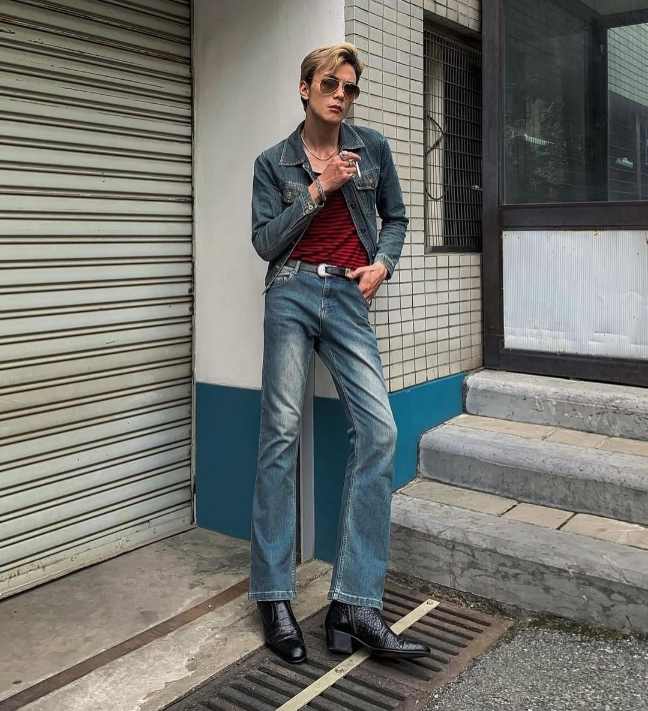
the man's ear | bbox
[298,79,310,103]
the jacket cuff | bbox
[373,252,396,280]
[300,191,324,217]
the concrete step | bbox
[389,479,648,634]
[465,370,648,441]
[419,415,648,526]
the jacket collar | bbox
[279,119,365,166]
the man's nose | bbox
[333,84,345,101]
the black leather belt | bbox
[286,259,350,278]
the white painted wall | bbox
[193,0,345,389]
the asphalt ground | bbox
[423,622,647,711]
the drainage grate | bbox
[166,581,512,711]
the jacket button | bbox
[350,202,357,209]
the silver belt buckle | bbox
[316,263,328,277]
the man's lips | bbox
[328,105,342,113]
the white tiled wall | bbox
[345,0,483,391]
[422,0,480,32]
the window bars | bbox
[424,27,482,252]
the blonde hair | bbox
[300,42,364,111]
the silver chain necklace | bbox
[300,131,339,161]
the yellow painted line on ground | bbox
[276,597,440,711]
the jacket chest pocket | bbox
[352,168,378,219]
[281,182,308,204]
[353,167,378,192]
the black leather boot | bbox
[257,600,307,664]
[325,599,431,659]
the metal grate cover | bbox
[424,27,482,252]
[166,581,512,711]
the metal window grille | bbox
[424,27,482,252]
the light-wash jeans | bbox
[248,261,397,610]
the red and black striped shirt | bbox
[291,186,369,269]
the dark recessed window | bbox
[424,26,482,252]
[503,0,648,204]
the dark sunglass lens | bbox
[344,84,360,100]
[320,77,339,94]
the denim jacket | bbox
[251,120,408,293]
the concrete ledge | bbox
[419,424,648,525]
[465,370,648,441]
[389,493,648,634]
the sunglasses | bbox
[319,75,361,101]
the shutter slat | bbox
[0,0,194,597]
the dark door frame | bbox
[482,0,648,387]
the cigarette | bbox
[341,150,361,177]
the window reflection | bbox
[503,1,648,204]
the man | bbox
[249,42,430,664]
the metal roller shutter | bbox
[0,0,194,597]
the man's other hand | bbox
[346,262,388,303]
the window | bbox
[503,0,648,204]
[424,26,482,251]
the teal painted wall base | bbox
[195,373,464,557]
[195,382,259,540]
[313,372,464,562]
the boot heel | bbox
[326,628,354,654]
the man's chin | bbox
[312,108,344,125]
